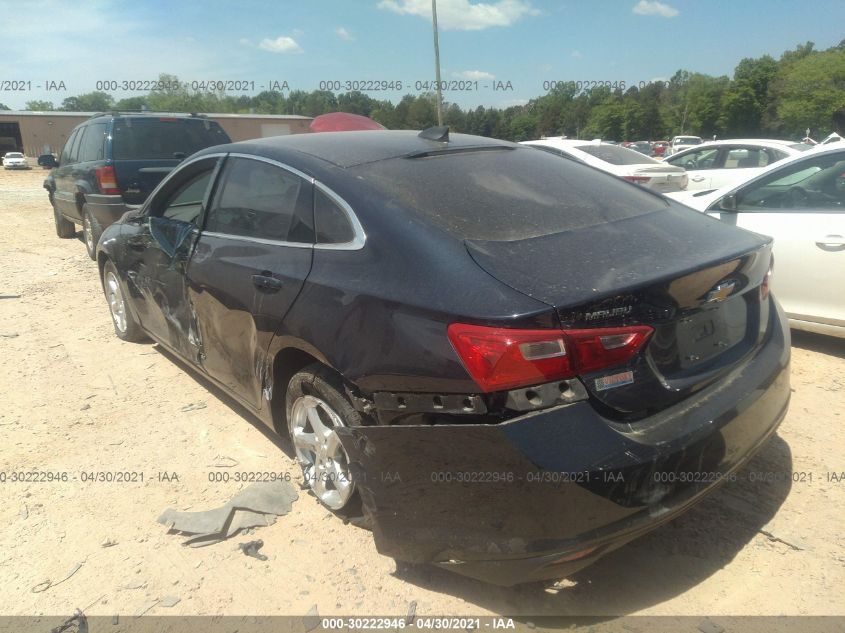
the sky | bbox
[1,0,843,110]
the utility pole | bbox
[432,0,444,125]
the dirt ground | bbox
[0,165,843,622]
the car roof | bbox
[202,130,518,169]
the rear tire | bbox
[286,364,366,511]
[102,260,145,342]
[82,205,102,260]
[52,199,75,239]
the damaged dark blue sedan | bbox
[96,129,790,585]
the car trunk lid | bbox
[465,206,773,417]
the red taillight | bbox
[95,166,121,195]
[623,175,651,185]
[760,257,773,300]
[447,323,653,392]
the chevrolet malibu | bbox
[96,129,790,585]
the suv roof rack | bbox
[86,111,207,120]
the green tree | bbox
[775,47,845,136]
[0,102,10,110]
[24,100,54,110]
[61,91,115,112]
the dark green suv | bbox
[43,112,230,259]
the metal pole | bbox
[432,0,443,126]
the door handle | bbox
[691,175,706,182]
[252,273,283,291]
[815,234,845,251]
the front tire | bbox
[102,260,145,342]
[286,364,365,511]
[52,198,75,239]
[82,205,102,260]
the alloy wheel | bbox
[83,215,94,254]
[105,271,127,333]
[288,395,355,510]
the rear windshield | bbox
[789,143,813,151]
[574,144,658,165]
[353,147,668,241]
[112,118,230,160]
[5,153,23,158]
[675,137,702,145]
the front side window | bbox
[160,171,215,223]
[205,158,309,242]
[668,147,719,170]
[736,151,845,211]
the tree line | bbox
[3,40,844,142]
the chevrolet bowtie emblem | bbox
[705,280,737,303]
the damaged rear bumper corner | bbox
[335,308,790,586]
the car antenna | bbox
[418,126,449,142]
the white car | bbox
[665,135,703,157]
[663,139,811,191]
[2,152,29,170]
[522,138,688,192]
[667,144,845,338]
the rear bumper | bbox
[85,194,131,228]
[337,300,791,586]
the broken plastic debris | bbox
[238,539,268,561]
[159,595,181,608]
[157,481,298,547]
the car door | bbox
[666,146,720,190]
[53,127,83,217]
[713,149,845,327]
[121,155,223,359]
[185,155,315,409]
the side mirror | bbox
[718,193,738,212]
[37,154,58,168]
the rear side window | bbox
[59,129,79,164]
[315,188,355,244]
[574,144,658,165]
[205,157,309,242]
[77,122,107,162]
[67,127,84,164]
[112,118,230,160]
[354,147,667,241]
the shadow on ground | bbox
[791,329,845,360]
[392,434,793,620]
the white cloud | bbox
[453,70,496,80]
[335,27,354,41]
[571,50,582,59]
[377,0,538,31]
[632,0,679,18]
[258,36,303,54]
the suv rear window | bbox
[112,118,229,160]
[354,147,667,241]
